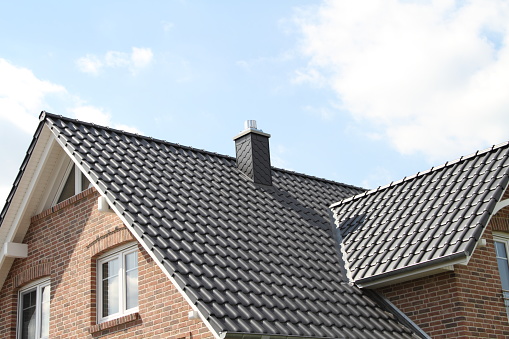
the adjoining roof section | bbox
[42,112,423,338]
[331,142,509,287]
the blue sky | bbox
[1,0,509,204]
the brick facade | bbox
[378,189,509,338]
[0,188,214,339]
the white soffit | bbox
[0,125,59,289]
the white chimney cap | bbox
[244,120,257,130]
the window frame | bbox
[17,278,51,339]
[493,233,509,320]
[97,243,139,323]
[51,161,91,206]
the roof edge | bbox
[330,140,509,209]
[363,289,430,339]
[356,251,467,287]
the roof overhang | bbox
[356,255,466,288]
[0,123,59,289]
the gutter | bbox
[355,251,467,288]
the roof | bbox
[331,142,509,286]
[9,112,424,338]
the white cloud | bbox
[76,47,153,75]
[76,54,103,75]
[131,47,153,69]
[0,58,140,204]
[0,58,66,134]
[295,0,509,161]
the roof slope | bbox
[41,113,421,338]
[331,143,509,285]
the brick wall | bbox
[378,195,509,338]
[0,188,214,339]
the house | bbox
[0,112,506,338]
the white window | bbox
[494,234,509,319]
[17,279,50,339]
[97,244,139,323]
[53,162,91,205]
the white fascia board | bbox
[48,132,223,339]
[357,258,466,289]
[0,126,54,289]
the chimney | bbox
[233,120,272,186]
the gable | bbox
[331,142,509,287]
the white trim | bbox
[37,147,67,212]
[17,277,51,339]
[97,243,139,323]
[4,130,55,245]
[358,258,465,289]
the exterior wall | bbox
[0,188,214,339]
[378,190,509,338]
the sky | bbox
[1,0,509,205]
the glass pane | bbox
[126,268,138,310]
[496,241,508,259]
[81,172,91,191]
[125,252,137,271]
[497,257,509,290]
[57,166,75,203]
[40,285,50,338]
[102,259,119,317]
[21,290,37,339]
[102,258,119,279]
[102,275,119,316]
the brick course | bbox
[378,190,509,338]
[0,188,214,339]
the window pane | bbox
[126,268,138,310]
[125,252,137,271]
[81,172,91,191]
[102,275,119,316]
[102,258,119,279]
[102,259,119,317]
[57,166,75,203]
[496,241,508,259]
[498,257,509,291]
[21,290,37,339]
[40,285,50,338]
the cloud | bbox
[0,58,140,204]
[76,54,103,75]
[0,58,66,134]
[294,0,509,161]
[76,47,153,75]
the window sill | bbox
[89,312,140,334]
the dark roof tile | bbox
[332,142,509,284]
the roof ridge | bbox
[331,140,509,208]
[41,111,364,192]
[273,166,367,192]
[41,111,238,161]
